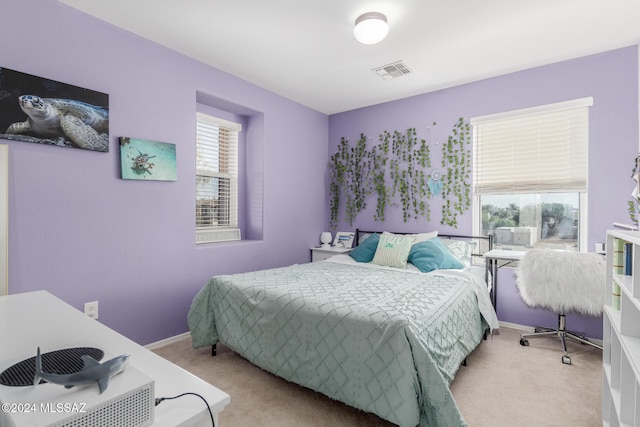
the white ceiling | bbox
[58,0,640,115]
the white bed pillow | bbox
[441,239,477,269]
[382,230,438,244]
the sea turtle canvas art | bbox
[120,137,177,181]
[0,67,109,152]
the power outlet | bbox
[84,301,99,320]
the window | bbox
[471,98,592,252]
[196,112,241,243]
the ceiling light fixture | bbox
[353,12,389,45]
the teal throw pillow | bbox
[408,238,464,273]
[349,233,380,263]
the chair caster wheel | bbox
[520,338,529,346]
[562,355,571,365]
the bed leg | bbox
[211,344,217,357]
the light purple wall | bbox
[4,1,635,345]
[2,0,328,345]
[329,46,639,339]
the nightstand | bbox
[310,246,352,262]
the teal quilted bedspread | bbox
[188,261,489,427]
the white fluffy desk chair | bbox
[516,248,605,364]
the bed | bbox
[188,230,499,427]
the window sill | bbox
[196,228,241,244]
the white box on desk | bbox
[1,366,154,427]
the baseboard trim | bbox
[145,331,190,350]
[498,320,603,346]
[145,322,603,351]
[498,320,535,332]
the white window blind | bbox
[196,112,241,243]
[472,98,592,195]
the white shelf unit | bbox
[603,230,640,426]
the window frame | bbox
[195,112,242,244]
[471,98,592,252]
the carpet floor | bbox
[152,327,602,426]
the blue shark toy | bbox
[33,347,130,394]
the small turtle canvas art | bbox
[0,67,109,152]
[119,137,177,181]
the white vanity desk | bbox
[484,249,525,310]
[0,291,229,426]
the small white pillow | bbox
[441,239,477,269]
[411,231,438,244]
[382,230,438,244]
[372,234,416,268]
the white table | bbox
[484,249,525,310]
[0,291,229,426]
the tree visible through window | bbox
[480,193,579,249]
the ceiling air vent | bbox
[373,61,412,80]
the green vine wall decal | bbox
[385,128,431,222]
[369,135,390,222]
[440,117,472,228]
[329,139,346,229]
[329,121,470,229]
[329,135,371,228]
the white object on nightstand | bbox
[310,246,352,262]
[320,232,332,248]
